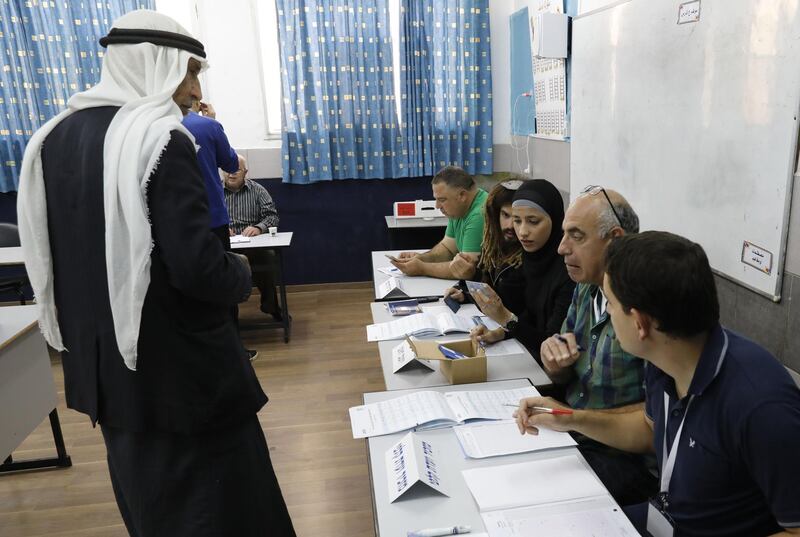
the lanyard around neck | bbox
[660,392,693,494]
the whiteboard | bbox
[570,0,800,300]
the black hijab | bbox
[512,179,565,277]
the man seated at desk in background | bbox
[390,166,487,279]
[539,186,657,506]
[182,99,239,246]
[516,231,800,537]
[224,155,282,320]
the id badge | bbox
[647,500,675,537]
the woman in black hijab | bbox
[471,179,575,362]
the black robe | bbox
[41,106,266,434]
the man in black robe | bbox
[17,10,295,537]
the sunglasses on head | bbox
[581,185,623,227]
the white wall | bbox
[155,0,283,179]
[489,0,512,147]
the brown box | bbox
[408,338,487,385]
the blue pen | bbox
[555,333,584,352]
[438,344,466,359]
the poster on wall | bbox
[530,0,568,138]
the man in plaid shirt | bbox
[224,155,282,320]
[539,186,656,506]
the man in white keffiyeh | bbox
[16,10,295,536]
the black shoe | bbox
[260,304,283,322]
[247,349,259,362]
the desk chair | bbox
[0,223,28,305]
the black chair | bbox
[0,223,28,305]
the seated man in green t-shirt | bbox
[390,166,488,279]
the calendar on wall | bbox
[530,0,568,138]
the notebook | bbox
[366,310,477,341]
[349,386,539,438]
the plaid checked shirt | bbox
[224,179,279,235]
[561,283,646,409]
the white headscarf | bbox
[17,10,209,370]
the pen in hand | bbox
[554,333,584,352]
[503,403,573,415]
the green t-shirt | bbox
[445,188,488,253]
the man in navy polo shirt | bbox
[182,100,239,245]
[514,231,800,536]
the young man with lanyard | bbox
[515,231,800,536]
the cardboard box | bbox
[408,338,487,385]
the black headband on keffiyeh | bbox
[100,28,207,58]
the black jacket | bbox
[41,106,266,433]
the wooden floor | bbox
[0,284,386,537]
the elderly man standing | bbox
[17,10,294,537]
[539,186,656,506]
[391,166,487,279]
[224,154,283,320]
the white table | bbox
[384,215,448,229]
[0,246,24,266]
[0,306,71,472]
[364,379,614,537]
[372,250,456,301]
[232,232,293,342]
[370,301,552,389]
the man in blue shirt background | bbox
[182,100,239,245]
[183,101,260,360]
[514,231,800,536]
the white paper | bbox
[482,496,638,537]
[349,391,458,438]
[454,420,577,459]
[444,387,539,422]
[377,265,404,277]
[377,277,407,300]
[483,339,525,357]
[392,340,435,373]
[677,0,701,24]
[229,234,251,244]
[462,454,607,512]
[386,432,448,502]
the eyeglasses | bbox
[581,185,623,228]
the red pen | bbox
[531,406,573,416]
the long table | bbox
[372,250,456,301]
[369,301,552,389]
[364,379,620,537]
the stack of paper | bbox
[461,455,606,512]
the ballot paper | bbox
[482,495,638,537]
[453,419,577,459]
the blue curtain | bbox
[400,0,493,176]
[277,0,405,184]
[0,0,152,192]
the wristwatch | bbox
[502,313,519,332]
